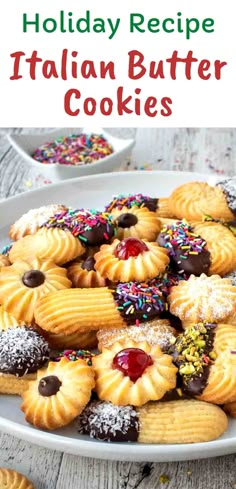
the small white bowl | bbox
[8,128,135,180]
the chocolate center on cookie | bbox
[117,213,138,228]
[81,256,96,271]
[22,270,45,288]
[38,375,62,397]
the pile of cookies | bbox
[1,179,236,444]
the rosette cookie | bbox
[9,228,85,265]
[93,339,177,406]
[168,181,235,221]
[0,258,71,323]
[0,468,34,489]
[170,323,236,404]
[78,399,227,443]
[158,220,236,276]
[67,256,106,288]
[34,281,166,335]
[97,319,177,352]
[9,204,67,240]
[105,193,174,218]
[168,274,236,324]
[0,306,24,332]
[21,357,95,430]
[94,237,169,282]
[110,206,161,241]
[0,326,50,395]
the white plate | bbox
[8,128,135,181]
[0,170,234,463]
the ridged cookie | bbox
[67,258,106,288]
[168,274,236,323]
[170,322,236,404]
[169,181,234,221]
[21,357,95,430]
[9,204,67,240]
[94,238,169,282]
[111,206,161,241]
[93,339,177,406]
[0,468,34,489]
[0,258,71,323]
[78,399,228,443]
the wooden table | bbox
[1,128,236,489]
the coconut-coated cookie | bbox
[21,357,95,430]
[0,258,71,323]
[9,204,67,240]
[0,468,34,489]
[77,399,227,444]
[94,237,169,282]
[93,339,177,406]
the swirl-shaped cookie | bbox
[0,468,34,489]
[104,193,174,218]
[158,220,236,277]
[67,257,106,288]
[0,306,24,332]
[9,227,85,265]
[21,357,95,430]
[9,204,67,240]
[94,238,169,282]
[78,399,227,443]
[169,181,235,221]
[93,339,177,406]
[110,206,161,241]
[170,322,236,404]
[35,280,166,335]
[168,274,236,324]
[0,258,71,323]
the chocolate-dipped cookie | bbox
[0,326,50,395]
[170,322,236,404]
[77,399,227,444]
[104,193,174,218]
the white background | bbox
[0,0,235,127]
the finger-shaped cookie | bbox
[78,399,228,443]
[170,322,236,404]
[35,281,167,335]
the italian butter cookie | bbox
[77,399,227,443]
[104,193,174,218]
[110,206,161,241]
[223,401,236,418]
[67,256,106,288]
[168,181,235,221]
[21,357,95,430]
[0,326,50,395]
[0,306,24,332]
[94,237,169,282]
[168,274,236,324]
[0,258,71,324]
[158,219,236,277]
[0,254,10,269]
[47,330,98,350]
[41,208,115,246]
[34,280,166,335]
[97,319,177,352]
[0,468,34,489]
[170,322,236,404]
[9,204,67,241]
[93,339,177,406]
[9,228,85,265]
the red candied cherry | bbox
[114,237,149,260]
[112,348,153,382]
